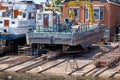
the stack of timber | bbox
[93,49,120,67]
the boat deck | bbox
[26,24,105,48]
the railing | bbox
[35,23,92,33]
[76,23,90,32]
[114,33,120,49]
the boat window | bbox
[0,21,2,23]
[11,13,14,19]
[6,11,10,17]
[2,12,6,17]
[38,14,42,20]
[23,13,26,18]
[31,13,35,19]
[28,13,31,19]
[12,21,15,24]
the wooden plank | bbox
[38,60,67,73]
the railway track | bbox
[109,69,120,78]
[15,59,50,72]
[68,49,120,78]
[83,61,120,77]
[109,62,120,78]
[15,50,87,73]
[15,53,63,73]
[0,46,119,79]
[0,56,39,71]
[81,67,96,76]
[68,62,92,75]
[37,60,67,73]
[0,56,10,62]
[94,67,109,77]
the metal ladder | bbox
[18,45,32,56]
[65,59,79,72]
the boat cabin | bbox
[0,1,36,35]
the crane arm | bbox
[68,1,94,24]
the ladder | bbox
[65,59,79,72]
[18,45,32,56]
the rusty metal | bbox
[93,49,120,67]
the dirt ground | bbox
[0,43,119,80]
[0,72,118,80]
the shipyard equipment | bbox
[44,3,60,11]
[26,16,105,52]
[68,1,94,24]
[26,1,105,55]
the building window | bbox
[2,12,6,17]
[86,9,90,20]
[100,8,104,20]
[69,8,80,20]
[94,9,100,20]
[86,8,104,21]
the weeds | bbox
[0,72,119,80]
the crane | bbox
[68,1,94,24]
[44,1,61,11]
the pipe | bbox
[106,0,111,42]
[106,0,110,28]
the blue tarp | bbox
[0,34,25,40]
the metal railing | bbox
[114,33,120,49]
[35,22,91,33]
